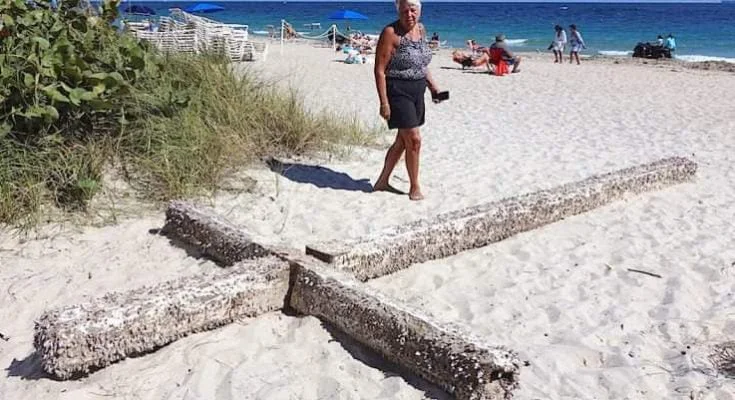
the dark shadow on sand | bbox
[148,227,218,265]
[265,157,373,193]
[331,59,366,64]
[8,345,176,381]
[319,321,452,400]
[440,66,495,74]
[6,352,52,381]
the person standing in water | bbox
[373,0,442,201]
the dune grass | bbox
[118,54,379,201]
[0,53,380,230]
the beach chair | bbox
[220,33,249,61]
[489,47,509,76]
[251,41,269,61]
[148,30,198,55]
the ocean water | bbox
[123,1,735,61]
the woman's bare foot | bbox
[373,182,406,195]
[408,189,424,201]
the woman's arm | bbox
[574,31,585,47]
[425,69,440,95]
[374,25,395,107]
[418,23,440,95]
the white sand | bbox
[2,42,735,399]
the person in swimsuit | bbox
[373,0,442,201]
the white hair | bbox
[396,0,421,10]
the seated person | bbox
[283,22,297,39]
[451,35,522,74]
[429,32,440,49]
[654,35,664,47]
[345,48,368,64]
[489,34,521,73]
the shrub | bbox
[0,1,379,229]
[0,0,153,139]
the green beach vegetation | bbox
[0,0,376,229]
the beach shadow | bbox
[8,346,174,381]
[147,227,239,269]
[265,157,373,193]
[6,352,53,381]
[330,59,372,65]
[319,321,451,400]
[440,66,494,74]
[148,227,213,261]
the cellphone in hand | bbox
[432,90,449,102]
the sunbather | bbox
[451,35,521,74]
[451,49,492,72]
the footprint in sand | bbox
[545,305,562,323]
[432,274,444,289]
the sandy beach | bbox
[2,42,735,399]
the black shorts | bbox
[386,78,426,130]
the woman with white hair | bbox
[372,0,442,201]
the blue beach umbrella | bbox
[184,3,225,14]
[328,9,367,32]
[328,10,368,21]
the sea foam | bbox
[675,55,735,63]
[598,50,632,56]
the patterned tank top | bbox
[385,21,433,80]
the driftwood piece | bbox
[307,157,697,280]
[34,256,290,379]
[287,251,521,400]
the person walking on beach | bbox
[552,25,567,63]
[373,0,442,201]
[569,24,586,65]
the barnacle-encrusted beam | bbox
[286,251,521,400]
[34,256,290,379]
[306,157,697,280]
[163,200,272,266]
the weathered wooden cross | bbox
[32,157,696,399]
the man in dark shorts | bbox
[490,34,522,73]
